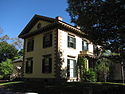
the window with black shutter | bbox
[67,59,76,78]
[25,58,33,74]
[27,38,34,52]
[42,55,52,73]
[43,33,52,48]
[68,35,76,49]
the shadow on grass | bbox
[2,81,125,94]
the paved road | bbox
[0,87,38,94]
[0,87,23,94]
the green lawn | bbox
[0,81,23,86]
[1,81,125,94]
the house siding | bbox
[58,29,93,80]
[24,29,57,78]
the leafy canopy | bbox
[0,59,13,79]
[67,0,125,58]
[0,42,18,63]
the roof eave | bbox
[18,14,56,38]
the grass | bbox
[1,81,125,94]
[0,81,23,86]
[92,82,125,85]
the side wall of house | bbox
[23,29,57,79]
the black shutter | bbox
[50,34,52,47]
[42,59,45,73]
[30,59,33,73]
[68,36,70,47]
[49,58,52,73]
[67,59,70,78]
[82,41,84,50]
[73,60,76,77]
[25,61,28,73]
[74,38,76,49]
[43,36,45,48]
[31,40,34,51]
[27,41,30,52]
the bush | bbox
[0,59,13,79]
[83,69,97,82]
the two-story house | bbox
[18,15,95,82]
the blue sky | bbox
[0,0,71,38]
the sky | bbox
[0,0,72,38]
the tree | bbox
[67,0,125,58]
[0,59,13,79]
[67,0,125,82]
[55,51,68,81]
[11,37,23,49]
[0,42,18,63]
[95,57,111,82]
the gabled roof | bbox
[18,14,84,38]
[13,57,23,63]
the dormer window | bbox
[43,33,52,48]
[82,40,88,51]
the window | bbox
[67,59,76,78]
[82,40,88,51]
[43,33,52,48]
[68,35,76,49]
[27,38,34,52]
[42,55,52,73]
[25,58,33,74]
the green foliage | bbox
[55,51,66,80]
[83,69,97,82]
[0,42,18,63]
[95,58,111,82]
[67,0,125,63]
[0,59,13,79]
[79,57,88,72]
[78,57,97,82]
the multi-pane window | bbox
[25,58,33,74]
[82,40,89,51]
[68,35,76,49]
[43,33,52,48]
[27,38,34,52]
[67,59,76,78]
[42,55,52,73]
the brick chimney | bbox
[56,16,63,21]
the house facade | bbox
[19,15,95,81]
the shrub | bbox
[83,69,97,82]
[0,59,13,79]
